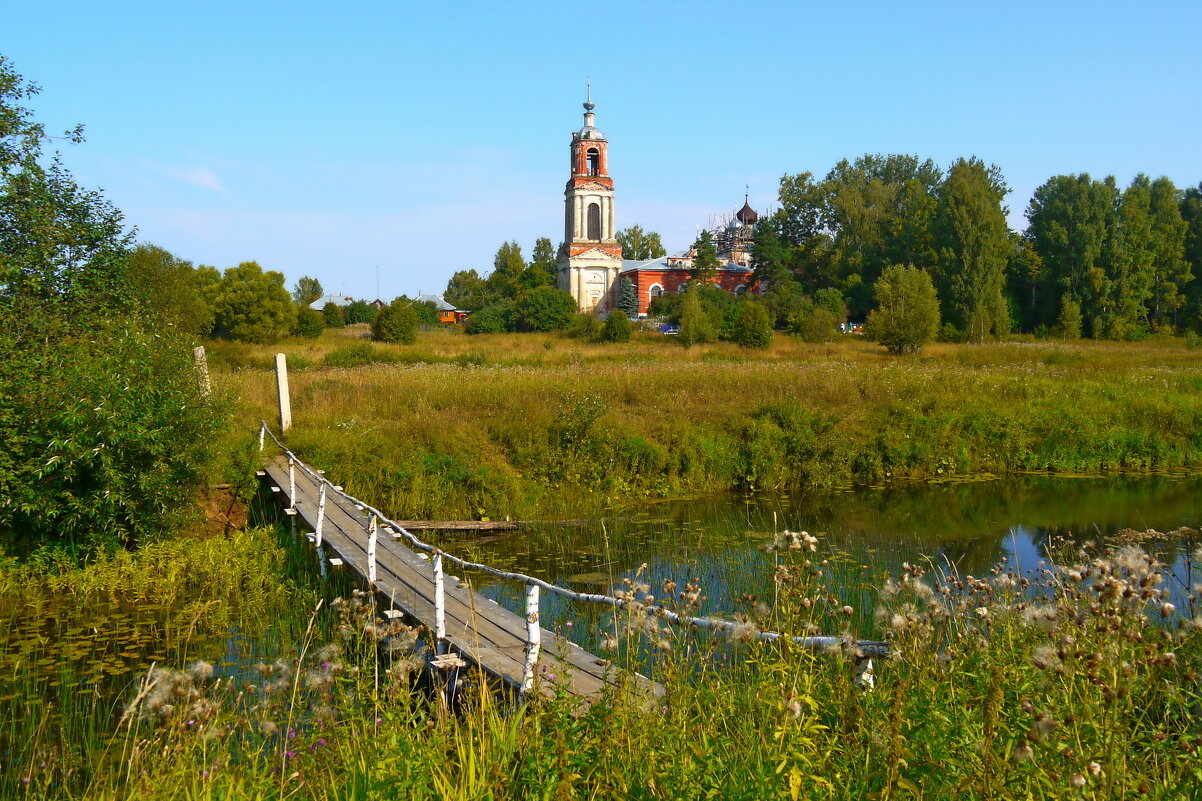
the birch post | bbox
[315,482,326,547]
[367,515,378,584]
[521,583,541,697]
[287,458,296,511]
[274,353,292,434]
[193,345,211,396]
[433,553,446,655]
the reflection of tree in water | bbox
[462,475,1202,612]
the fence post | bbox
[521,583,541,698]
[275,353,292,434]
[433,552,446,655]
[259,423,265,452]
[193,345,211,396]
[367,515,378,584]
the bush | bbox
[1185,331,1201,350]
[599,311,632,343]
[1055,295,1083,340]
[344,300,377,324]
[322,302,345,328]
[512,286,577,332]
[0,309,225,552]
[937,322,968,343]
[465,301,513,334]
[730,302,773,349]
[677,289,717,347]
[372,298,418,344]
[789,305,838,343]
[565,313,603,340]
[294,307,324,339]
[864,264,940,355]
[213,262,297,343]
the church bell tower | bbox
[557,88,623,312]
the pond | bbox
[451,473,1202,644]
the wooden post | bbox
[287,458,296,511]
[274,353,292,434]
[521,583,541,697]
[433,553,446,655]
[315,482,326,547]
[193,345,211,396]
[367,515,378,584]
[259,424,265,452]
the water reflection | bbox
[454,474,1202,639]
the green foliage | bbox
[525,237,558,289]
[689,229,720,285]
[371,298,418,344]
[1055,293,1083,340]
[789,304,838,343]
[599,310,632,343]
[323,342,389,368]
[412,299,440,327]
[511,286,576,332]
[293,306,324,339]
[464,300,513,334]
[0,309,224,553]
[812,287,846,323]
[730,302,773,348]
[123,243,214,337]
[486,241,526,298]
[321,301,344,328]
[864,264,941,355]
[617,275,638,318]
[677,288,717,346]
[0,58,132,310]
[444,268,489,312]
[344,299,377,324]
[934,158,1011,342]
[616,224,666,260]
[291,276,323,305]
[213,261,297,343]
[565,312,603,340]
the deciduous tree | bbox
[292,276,323,306]
[444,269,488,311]
[213,261,297,343]
[371,297,418,344]
[864,264,940,355]
[616,224,666,260]
[690,230,720,285]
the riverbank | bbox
[212,329,1202,522]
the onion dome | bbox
[736,198,758,225]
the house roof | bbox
[621,257,752,275]
[414,293,459,311]
[309,294,355,309]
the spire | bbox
[584,77,595,111]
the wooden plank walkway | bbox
[260,455,661,702]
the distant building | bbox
[553,92,761,317]
[308,293,355,310]
[414,293,468,324]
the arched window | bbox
[587,202,601,240]
[586,148,600,176]
[734,284,748,296]
[649,283,664,298]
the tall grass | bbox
[1,522,1199,799]
[213,331,1202,521]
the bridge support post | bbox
[315,482,328,578]
[433,553,446,655]
[367,515,378,584]
[521,583,541,698]
[287,458,296,510]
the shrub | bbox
[937,322,968,343]
[1186,331,1202,350]
[372,298,418,344]
[294,307,324,339]
[864,264,941,355]
[323,342,385,368]
[599,311,633,343]
[789,305,838,343]
[1055,295,1083,340]
[512,286,577,332]
[344,300,377,324]
[321,302,345,328]
[213,261,297,343]
[677,289,717,347]
[565,313,603,340]
[465,301,512,334]
[730,302,773,349]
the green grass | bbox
[211,329,1202,522]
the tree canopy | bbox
[864,264,941,355]
[617,225,666,260]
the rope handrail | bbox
[259,421,889,660]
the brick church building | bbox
[556,92,761,317]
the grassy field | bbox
[210,326,1202,522]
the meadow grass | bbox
[210,328,1202,522]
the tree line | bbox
[751,154,1202,341]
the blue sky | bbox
[7,1,1201,301]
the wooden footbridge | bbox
[256,422,887,703]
